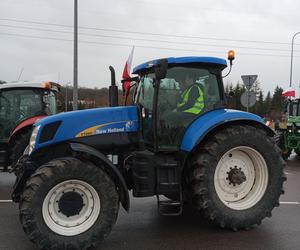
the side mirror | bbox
[154,59,168,81]
[121,76,139,93]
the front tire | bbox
[19,157,119,250]
[188,125,286,230]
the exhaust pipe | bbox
[108,66,118,107]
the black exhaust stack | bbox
[109,66,118,107]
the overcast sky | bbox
[0,0,300,96]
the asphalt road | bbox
[0,155,299,250]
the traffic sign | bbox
[241,75,258,90]
[241,91,256,110]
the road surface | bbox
[0,155,299,250]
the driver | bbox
[177,75,206,115]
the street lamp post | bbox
[289,31,300,87]
[73,0,78,110]
[65,82,71,111]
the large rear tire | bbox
[19,157,119,250]
[188,125,286,230]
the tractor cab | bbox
[284,99,300,156]
[131,57,227,151]
[286,98,300,117]
[0,81,60,169]
[285,98,300,134]
[274,99,300,159]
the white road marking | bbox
[0,200,12,203]
[280,201,300,205]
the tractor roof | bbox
[0,81,60,92]
[132,56,227,74]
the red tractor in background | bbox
[0,81,61,171]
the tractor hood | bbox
[32,106,139,152]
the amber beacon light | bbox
[228,50,235,60]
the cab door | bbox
[135,66,223,151]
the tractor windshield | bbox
[0,88,56,140]
[135,66,222,150]
[287,100,300,117]
[292,102,300,116]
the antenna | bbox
[17,67,24,81]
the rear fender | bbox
[180,109,274,152]
[9,116,46,146]
[10,116,46,138]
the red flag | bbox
[282,87,295,97]
[265,120,273,127]
[122,47,135,93]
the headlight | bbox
[28,125,40,155]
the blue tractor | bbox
[13,53,286,250]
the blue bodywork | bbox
[33,106,139,151]
[180,109,264,152]
[132,56,227,74]
[31,56,266,155]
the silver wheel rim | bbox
[214,146,268,210]
[42,179,100,236]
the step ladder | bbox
[156,190,183,216]
[156,159,183,216]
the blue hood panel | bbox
[34,106,139,150]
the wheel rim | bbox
[214,146,268,210]
[42,180,101,236]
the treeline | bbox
[1,79,287,120]
[225,82,286,121]
[65,83,286,121]
[60,86,126,111]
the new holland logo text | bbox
[96,127,125,134]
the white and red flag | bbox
[122,46,135,94]
[282,87,296,98]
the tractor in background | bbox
[0,81,60,171]
[12,53,285,250]
[275,98,300,159]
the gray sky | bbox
[0,0,300,96]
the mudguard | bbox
[9,115,46,146]
[180,108,273,152]
[10,116,46,138]
[69,142,130,212]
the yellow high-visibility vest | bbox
[177,84,204,114]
